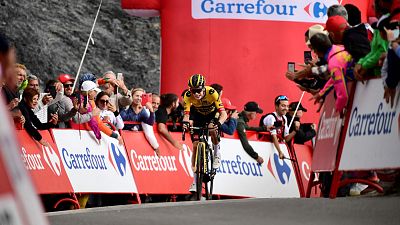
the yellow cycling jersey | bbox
[183,86,225,115]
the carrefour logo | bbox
[108,143,127,176]
[62,147,108,170]
[42,145,62,176]
[267,153,291,184]
[179,144,193,177]
[304,2,327,18]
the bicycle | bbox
[182,123,219,201]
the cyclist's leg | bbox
[210,129,221,169]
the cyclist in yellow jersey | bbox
[182,74,227,193]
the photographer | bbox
[286,102,316,145]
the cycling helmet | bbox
[188,74,205,89]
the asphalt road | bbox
[47,197,400,225]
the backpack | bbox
[343,24,371,62]
[258,113,286,140]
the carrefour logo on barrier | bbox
[192,0,341,23]
[267,153,291,184]
[216,155,263,177]
[108,143,127,176]
[348,103,397,137]
[42,145,62,176]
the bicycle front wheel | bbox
[195,142,206,201]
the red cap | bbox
[222,98,236,110]
[58,74,75,84]
[325,15,348,33]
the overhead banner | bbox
[340,80,400,170]
[213,139,300,198]
[122,131,194,194]
[16,130,73,194]
[52,130,138,193]
[192,0,343,23]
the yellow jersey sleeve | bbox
[183,90,192,114]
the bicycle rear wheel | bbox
[205,146,214,200]
[195,142,205,201]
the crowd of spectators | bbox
[0,0,399,209]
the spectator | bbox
[309,33,353,113]
[78,81,123,144]
[210,83,223,96]
[354,5,391,79]
[95,91,124,130]
[286,24,328,92]
[152,93,160,111]
[263,96,299,159]
[237,101,269,164]
[18,88,58,146]
[220,98,238,135]
[286,102,316,145]
[327,4,348,21]
[0,33,16,84]
[27,74,40,92]
[58,74,75,97]
[155,93,183,150]
[120,88,159,155]
[325,15,371,63]
[45,80,78,128]
[15,63,27,89]
[2,64,20,110]
[100,71,132,110]
[344,4,362,26]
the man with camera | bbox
[286,102,316,145]
[262,95,299,159]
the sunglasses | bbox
[100,99,109,104]
[275,95,289,103]
[190,88,203,94]
[64,84,73,88]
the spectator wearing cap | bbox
[237,101,270,164]
[262,96,299,159]
[45,80,79,128]
[286,102,316,145]
[100,71,132,110]
[58,74,76,98]
[156,93,183,151]
[220,98,238,135]
[309,33,353,113]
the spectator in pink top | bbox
[309,33,353,114]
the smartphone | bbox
[141,93,152,106]
[117,73,123,81]
[274,120,283,128]
[49,86,57,98]
[304,51,312,64]
[288,62,295,72]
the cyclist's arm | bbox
[237,121,259,160]
[182,91,192,122]
[218,110,228,125]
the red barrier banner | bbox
[294,144,320,197]
[122,131,194,194]
[312,92,343,172]
[16,130,73,194]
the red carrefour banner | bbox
[122,131,194,194]
[16,130,73,194]
[293,144,320,197]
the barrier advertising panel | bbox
[312,91,343,171]
[16,130,73,194]
[122,131,194,194]
[340,80,400,170]
[52,130,137,193]
[293,144,320,197]
[213,139,300,198]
